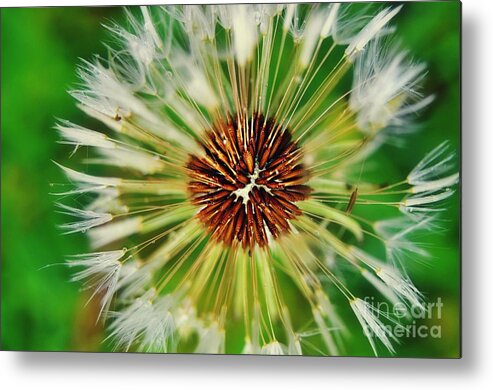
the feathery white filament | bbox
[232,5,258,66]
[350,40,430,131]
[374,217,433,266]
[320,3,340,38]
[255,4,279,35]
[140,297,176,352]
[117,261,152,299]
[411,173,459,194]
[140,7,162,50]
[181,64,219,109]
[299,11,326,69]
[352,247,423,310]
[195,322,225,354]
[91,148,165,175]
[68,250,124,317]
[376,268,424,310]
[183,5,216,40]
[73,62,197,150]
[361,269,401,307]
[350,298,397,355]
[345,6,402,60]
[88,217,143,249]
[283,4,296,32]
[57,204,113,234]
[57,163,121,187]
[107,11,159,70]
[408,142,457,185]
[56,121,116,149]
[86,188,125,214]
[108,290,177,352]
[403,189,455,208]
[260,341,286,355]
[242,340,260,355]
[403,143,458,214]
[313,309,339,355]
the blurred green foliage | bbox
[1,2,460,357]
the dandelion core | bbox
[186,113,311,249]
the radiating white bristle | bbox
[90,148,165,175]
[350,39,431,131]
[299,11,325,69]
[320,3,340,38]
[67,250,125,318]
[108,289,177,352]
[195,322,225,354]
[56,121,116,149]
[88,217,143,249]
[408,142,457,185]
[345,6,402,60]
[57,204,113,235]
[260,340,286,355]
[232,5,258,66]
[350,298,397,355]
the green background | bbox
[1,2,460,357]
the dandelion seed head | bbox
[56,4,457,356]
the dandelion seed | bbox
[107,289,177,352]
[260,341,286,355]
[350,40,433,132]
[401,143,459,215]
[350,298,398,355]
[67,250,124,317]
[345,6,402,60]
[87,148,165,175]
[56,120,116,150]
[374,216,434,266]
[408,141,457,185]
[88,217,143,249]
[57,4,457,355]
[352,247,424,310]
[195,322,225,354]
[117,260,153,299]
[57,204,113,235]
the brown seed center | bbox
[186,113,311,249]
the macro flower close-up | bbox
[2,1,461,358]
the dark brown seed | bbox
[193,190,230,205]
[234,207,246,236]
[277,165,305,181]
[236,173,250,185]
[244,149,254,174]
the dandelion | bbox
[57,4,458,355]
